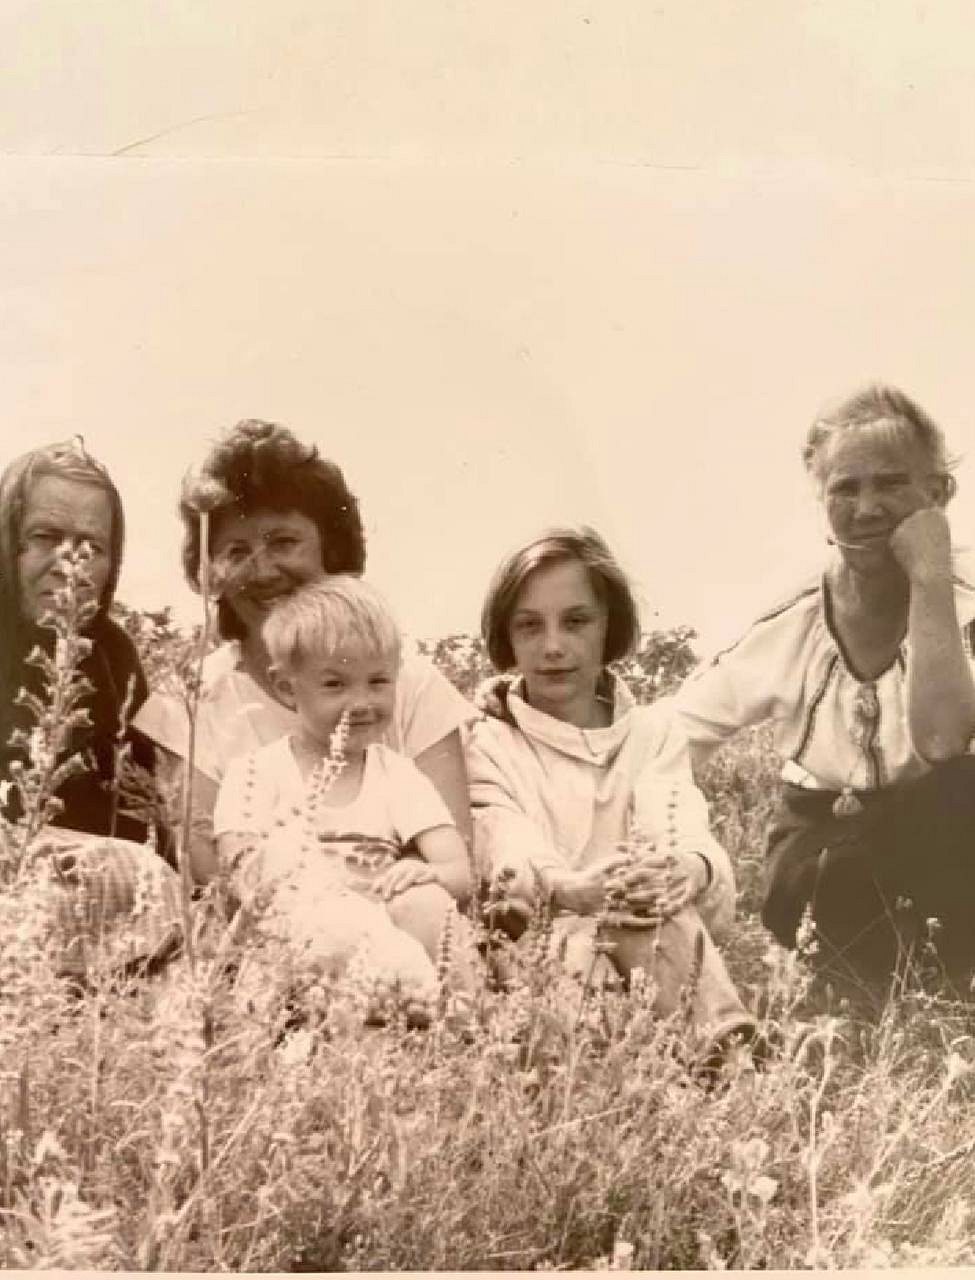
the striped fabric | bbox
[42,834,183,979]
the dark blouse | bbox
[1,612,157,843]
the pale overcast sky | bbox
[1,1,974,652]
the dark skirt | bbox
[763,756,975,985]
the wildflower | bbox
[795,904,819,957]
[749,1174,778,1206]
[945,1051,969,1084]
[181,469,231,514]
[696,1229,728,1270]
[610,1239,635,1270]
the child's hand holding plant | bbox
[608,833,710,926]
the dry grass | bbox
[3,615,975,1269]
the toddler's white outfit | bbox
[214,737,454,991]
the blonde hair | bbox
[262,577,401,673]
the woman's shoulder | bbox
[466,699,525,768]
[619,693,690,757]
[95,612,146,672]
[391,645,478,755]
[92,612,149,703]
[696,575,824,667]
[468,703,517,746]
[367,741,428,784]
[397,646,459,694]
[200,641,243,690]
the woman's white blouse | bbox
[674,575,975,791]
[134,640,477,782]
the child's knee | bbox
[387,882,453,923]
[385,884,480,991]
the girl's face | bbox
[817,423,946,572]
[508,558,609,725]
[17,475,114,622]
[210,508,325,637]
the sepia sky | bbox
[1,1,974,652]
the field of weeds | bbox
[2,608,975,1270]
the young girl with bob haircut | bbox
[468,527,755,1058]
[213,577,475,999]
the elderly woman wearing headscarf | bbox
[0,438,180,979]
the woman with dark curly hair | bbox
[135,420,477,883]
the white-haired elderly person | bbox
[675,384,975,994]
[0,438,181,980]
[467,526,756,1060]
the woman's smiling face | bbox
[508,557,609,725]
[210,509,325,637]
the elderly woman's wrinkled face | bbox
[818,423,945,570]
[18,475,114,622]
[210,508,325,637]
[509,558,609,723]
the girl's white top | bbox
[466,672,734,938]
[674,574,975,792]
[134,640,477,782]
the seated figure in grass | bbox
[213,578,477,1009]
[0,438,180,979]
[675,384,975,995]
[467,526,755,1061]
[135,419,477,887]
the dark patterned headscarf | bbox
[0,438,126,755]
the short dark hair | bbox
[180,420,366,640]
[481,526,640,671]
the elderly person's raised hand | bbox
[888,505,954,584]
